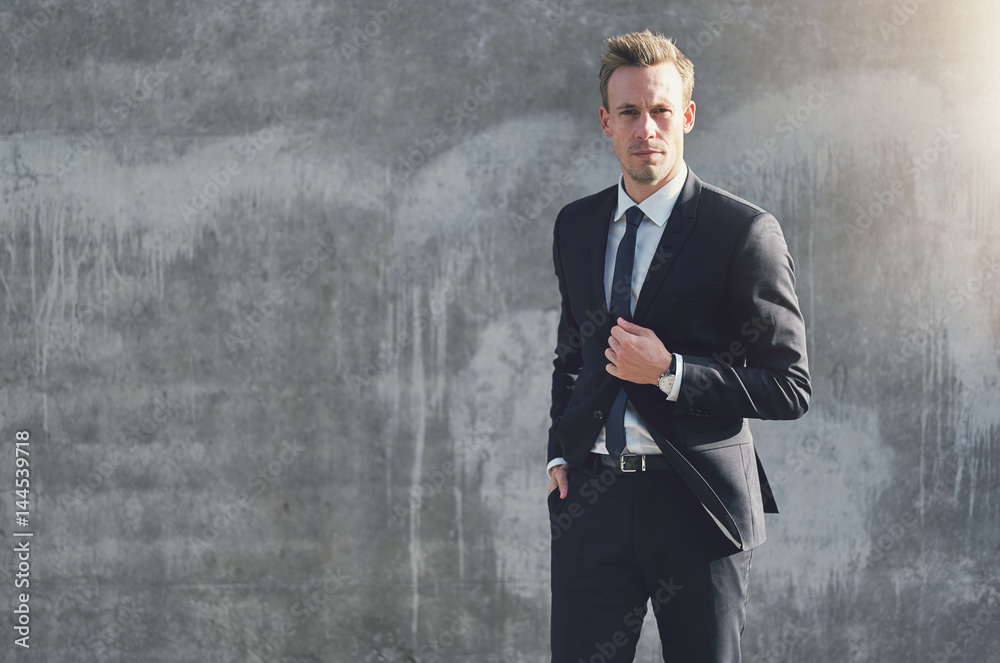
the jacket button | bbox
[592,410,603,420]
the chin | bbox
[626,167,662,185]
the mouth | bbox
[630,149,661,160]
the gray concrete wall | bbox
[1,0,999,660]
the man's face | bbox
[599,62,696,199]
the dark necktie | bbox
[605,206,643,460]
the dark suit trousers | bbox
[550,457,753,663]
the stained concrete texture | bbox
[1,0,999,661]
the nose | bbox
[635,112,656,140]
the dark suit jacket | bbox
[548,168,811,552]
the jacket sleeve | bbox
[548,212,584,461]
[673,212,811,420]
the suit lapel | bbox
[633,170,702,322]
[590,189,617,311]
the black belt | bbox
[591,452,675,474]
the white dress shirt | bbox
[547,164,688,474]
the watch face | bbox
[658,375,674,394]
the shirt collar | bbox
[613,161,688,227]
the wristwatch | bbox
[657,361,676,395]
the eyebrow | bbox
[615,101,673,110]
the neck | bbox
[622,163,683,203]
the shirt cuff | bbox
[547,457,568,475]
[664,353,683,402]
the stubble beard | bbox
[623,163,658,185]
[619,144,673,187]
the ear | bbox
[683,101,696,134]
[599,105,612,137]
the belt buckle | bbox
[619,453,645,472]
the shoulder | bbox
[689,176,787,253]
[696,180,769,221]
[556,184,617,223]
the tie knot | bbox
[624,206,644,229]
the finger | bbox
[548,465,568,499]
[617,317,649,335]
[555,467,569,499]
[610,322,640,342]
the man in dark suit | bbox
[547,30,810,662]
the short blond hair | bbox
[599,30,694,109]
